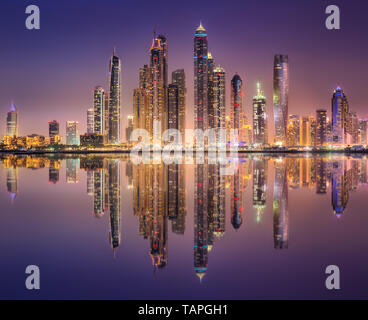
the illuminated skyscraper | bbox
[93,86,106,135]
[6,103,18,137]
[168,84,179,132]
[212,66,226,133]
[87,108,94,134]
[172,69,186,144]
[300,116,312,147]
[316,109,327,147]
[231,74,243,143]
[66,121,79,145]
[108,49,122,144]
[148,35,167,144]
[207,52,215,129]
[253,82,268,146]
[273,159,289,249]
[331,87,349,145]
[273,55,289,145]
[194,23,209,131]
[49,120,59,137]
[286,115,300,147]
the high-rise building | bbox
[194,23,209,131]
[316,109,327,147]
[168,84,179,134]
[125,115,134,143]
[300,116,312,147]
[273,55,289,145]
[93,86,106,135]
[331,87,349,145]
[286,115,300,147]
[212,66,226,134]
[359,120,368,145]
[6,103,18,137]
[148,35,167,145]
[207,52,215,129]
[108,49,122,144]
[231,74,243,144]
[87,108,94,134]
[48,120,59,137]
[172,69,186,144]
[253,82,268,146]
[66,121,79,145]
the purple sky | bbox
[1,0,368,140]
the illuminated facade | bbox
[66,121,79,145]
[212,66,226,134]
[7,103,18,138]
[108,49,122,144]
[172,69,186,144]
[207,52,215,129]
[273,55,289,145]
[286,115,300,147]
[125,115,134,143]
[316,109,327,147]
[87,108,94,134]
[231,74,243,144]
[331,87,349,146]
[194,23,209,131]
[93,86,106,135]
[253,82,268,146]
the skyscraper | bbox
[108,49,122,144]
[273,55,289,145]
[331,87,349,146]
[194,23,209,131]
[148,34,166,145]
[172,69,186,144]
[66,121,79,145]
[87,108,94,134]
[48,120,59,137]
[212,66,226,134]
[93,86,106,135]
[168,84,179,131]
[125,115,134,143]
[6,103,18,137]
[359,120,368,145]
[231,74,243,143]
[286,115,300,147]
[207,52,215,129]
[316,109,327,147]
[253,82,268,146]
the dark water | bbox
[0,153,368,299]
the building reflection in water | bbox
[273,158,289,249]
[1,154,368,278]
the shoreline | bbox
[0,149,367,155]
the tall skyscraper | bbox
[6,103,18,137]
[172,69,186,144]
[231,74,243,143]
[48,120,59,137]
[273,55,289,145]
[207,52,215,129]
[286,115,300,147]
[359,120,368,145]
[212,66,226,133]
[148,34,166,145]
[87,108,94,134]
[108,49,122,144]
[168,84,179,131]
[253,82,268,146]
[316,109,327,147]
[194,23,209,131]
[66,121,79,145]
[93,86,106,135]
[331,87,349,146]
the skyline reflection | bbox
[1,153,367,284]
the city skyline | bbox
[2,1,368,140]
